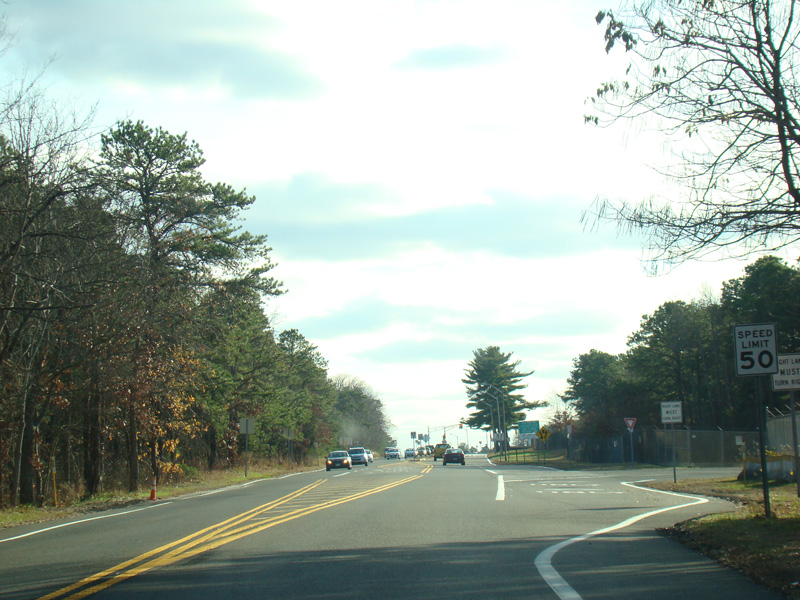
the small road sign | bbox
[772,354,800,391]
[518,420,540,441]
[734,323,778,376]
[518,420,540,435]
[536,426,551,442]
[624,417,637,431]
[661,402,682,424]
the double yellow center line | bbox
[41,472,426,599]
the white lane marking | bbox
[0,502,172,544]
[496,475,505,501]
[534,482,709,600]
[279,471,317,479]
[536,490,625,495]
[185,488,228,498]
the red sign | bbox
[624,418,637,431]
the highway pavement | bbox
[0,456,782,599]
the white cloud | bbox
[0,0,772,445]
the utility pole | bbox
[483,384,507,461]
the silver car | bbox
[348,447,370,466]
[384,447,401,459]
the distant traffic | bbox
[325,443,478,470]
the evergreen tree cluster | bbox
[563,256,800,438]
[0,114,391,507]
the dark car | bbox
[442,448,465,465]
[326,450,352,471]
[348,447,370,466]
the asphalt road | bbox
[0,456,783,599]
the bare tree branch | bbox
[585,1,800,270]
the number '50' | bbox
[740,350,774,369]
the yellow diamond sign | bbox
[536,426,551,442]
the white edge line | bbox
[534,482,709,600]
[4,469,324,543]
[0,502,173,544]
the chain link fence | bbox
[569,428,761,467]
[513,412,800,467]
[767,409,800,455]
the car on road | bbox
[404,448,416,459]
[365,449,374,463]
[326,450,352,471]
[433,443,450,461]
[348,447,370,466]
[384,447,400,459]
[442,448,465,465]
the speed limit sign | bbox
[734,323,778,376]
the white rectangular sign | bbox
[734,323,778,376]
[772,353,800,391]
[661,401,682,424]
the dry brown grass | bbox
[648,478,800,598]
[0,459,320,530]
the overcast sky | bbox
[1,0,757,447]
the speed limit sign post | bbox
[733,322,778,518]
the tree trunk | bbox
[150,438,159,485]
[127,405,139,492]
[18,407,37,505]
[84,388,103,497]
[208,426,218,470]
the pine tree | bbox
[462,346,543,450]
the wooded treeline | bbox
[0,103,391,507]
[561,256,800,440]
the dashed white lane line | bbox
[484,469,505,501]
[496,475,505,501]
[534,482,709,600]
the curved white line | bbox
[0,502,172,544]
[534,482,709,600]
